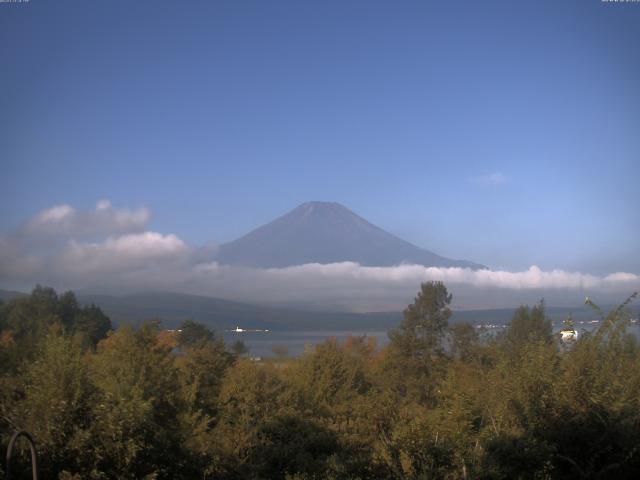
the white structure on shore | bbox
[560,329,578,342]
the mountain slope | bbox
[216,201,485,269]
[77,291,401,331]
[0,289,27,302]
[77,292,617,332]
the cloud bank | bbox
[1,201,638,310]
[260,263,638,291]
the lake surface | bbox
[222,330,390,358]
[222,319,640,358]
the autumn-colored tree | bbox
[4,330,96,478]
[88,322,192,479]
[2,285,639,479]
[213,360,290,477]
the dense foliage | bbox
[1,283,639,479]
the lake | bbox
[222,319,640,358]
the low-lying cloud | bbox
[1,201,638,310]
[260,263,639,291]
[185,262,639,310]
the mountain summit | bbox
[216,201,485,269]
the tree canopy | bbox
[1,285,639,479]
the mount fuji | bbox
[215,202,485,270]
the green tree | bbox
[0,287,111,359]
[231,340,249,357]
[249,415,343,480]
[3,286,61,355]
[73,304,112,347]
[3,330,96,478]
[178,319,214,347]
[386,281,452,403]
[177,330,234,417]
[293,338,371,428]
[500,301,553,359]
[213,360,290,476]
[89,322,191,479]
[389,281,452,358]
[449,323,480,362]
[57,290,79,331]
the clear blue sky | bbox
[1,0,639,275]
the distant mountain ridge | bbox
[73,293,627,331]
[216,201,485,269]
[3,288,621,333]
[76,291,401,331]
[0,289,27,302]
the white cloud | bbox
[259,263,638,291]
[24,200,151,238]
[37,204,75,222]
[473,172,509,185]
[1,201,638,310]
[54,232,190,274]
[0,200,164,284]
[96,199,111,211]
[174,262,638,311]
[603,272,638,283]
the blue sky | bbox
[1,0,639,276]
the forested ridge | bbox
[1,284,639,479]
